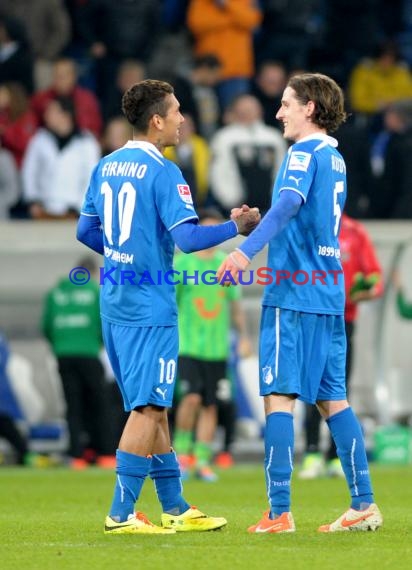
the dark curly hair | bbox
[121,79,174,133]
[288,73,347,133]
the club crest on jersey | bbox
[289,151,311,172]
[177,184,193,204]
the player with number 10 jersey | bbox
[81,142,198,326]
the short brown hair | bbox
[121,79,174,133]
[288,73,347,132]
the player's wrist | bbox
[235,247,251,263]
[230,250,249,270]
[230,219,239,234]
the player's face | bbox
[162,94,185,146]
[276,86,313,142]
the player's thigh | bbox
[106,322,178,410]
[102,320,130,409]
[259,306,301,397]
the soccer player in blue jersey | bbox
[217,73,383,533]
[76,79,260,534]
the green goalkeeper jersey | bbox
[175,250,241,360]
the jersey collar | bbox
[295,133,338,147]
[124,140,164,157]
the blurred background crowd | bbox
[2,0,412,221]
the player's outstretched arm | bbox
[170,206,260,253]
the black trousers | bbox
[58,356,114,458]
[304,321,354,460]
[0,413,28,464]
[217,400,237,453]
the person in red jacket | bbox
[300,213,384,478]
[31,57,102,138]
[0,81,39,168]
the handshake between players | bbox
[218,204,261,286]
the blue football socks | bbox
[109,449,151,522]
[327,407,374,509]
[264,412,294,518]
[149,451,190,515]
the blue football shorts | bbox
[259,306,347,404]
[102,320,178,410]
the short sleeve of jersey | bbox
[154,161,198,230]
[278,141,317,203]
[80,165,99,216]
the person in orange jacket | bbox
[187,0,262,110]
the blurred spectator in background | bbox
[31,57,102,138]
[0,82,39,168]
[251,60,287,130]
[100,116,131,157]
[370,99,412,219]
[22,96,100,220]
[173,208,252,481]
[300,213,384,479]
[334,111,374,219]
[209,93,286,215]
[164,113,211,208]
[0,144,19,219]
[75,0,161,117]
[0,0,71,90]
[162,0,190,32]
[348,40,412,134]
[313,0,384,87]
[42,256,114,469]
[255,0,319,71]
[187,0,262,110]
[102,59,145,121]
[0,15,33,95]
[172,54,222,141]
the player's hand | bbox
[217,250,250,286]
[233,206,261,236]
[230,204,251,219]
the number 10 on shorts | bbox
[159,358,176,384]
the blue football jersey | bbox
[81,141,198,325]
[262,134,346,315]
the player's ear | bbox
[152,114,164,131]
[306,100,315,119]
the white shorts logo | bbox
[289,151,311,172]
[262,366,274,385]
[156,387,168,400]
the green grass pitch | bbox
[1,464,411,570]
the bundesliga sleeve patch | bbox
[177,184,194,204]
[288,151,312,172]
